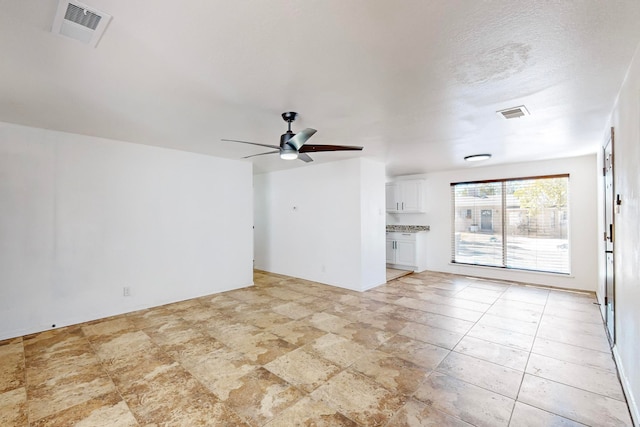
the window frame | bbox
[450,174,570,275]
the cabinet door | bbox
[395,239,416,266]
[400,180,424,212]
[385,239,396,263]
[385,183,399,212]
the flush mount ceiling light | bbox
[497,105,530,119]
[464,154,492,162]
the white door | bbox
[603,130,615,344]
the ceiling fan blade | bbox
[242,150,279,159]
[221,139,280,150]
[297,153,314,163]
[299,144,363,153]
[286,128,317,150]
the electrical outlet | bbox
[123,286,130,297]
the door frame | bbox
[602,127,615,345]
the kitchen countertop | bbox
[386,225,430,232]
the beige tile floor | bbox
[0,270,633,426]
[386,268,412,282]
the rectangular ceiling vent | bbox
[497,105,530,119]
[51,0,112,48]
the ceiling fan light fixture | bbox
[280,149,298,160]
[464,154,492,162]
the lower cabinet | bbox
[386,231,427,272]
[385,239,396,264]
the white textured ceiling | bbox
[1,1,640,175]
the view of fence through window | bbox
[451,175,570,274]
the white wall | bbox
[0,122,253,340]
[254,158,386,291]
[387,155,599,291]
[606,42,640,425]
[359,159,386,290]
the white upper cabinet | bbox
[386,180,425,213]
[385,183,400,212]
[399,180,423,212]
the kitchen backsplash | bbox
[386,225,430,232]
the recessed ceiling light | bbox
[464,154,492,162]
[497,105,529,119]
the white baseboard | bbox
[613,345,639,426]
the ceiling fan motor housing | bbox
[280,131,295,147]
[280,112,298,148]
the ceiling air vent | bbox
[51,0,112,48]
[497,105,530,119]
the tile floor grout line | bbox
[513,374,621,427]
[503,285,549,426]
[429,301,531,404]
[409,279,516,424]
[21,336,31,427]
[523,370,629,403]
[509,290,554,427]
[527,346,620,375]
[533,332,614,355]
[19,337,31,427]
[332,280,465,426]
[80,320,144,427]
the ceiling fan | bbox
[222,112,363,163]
